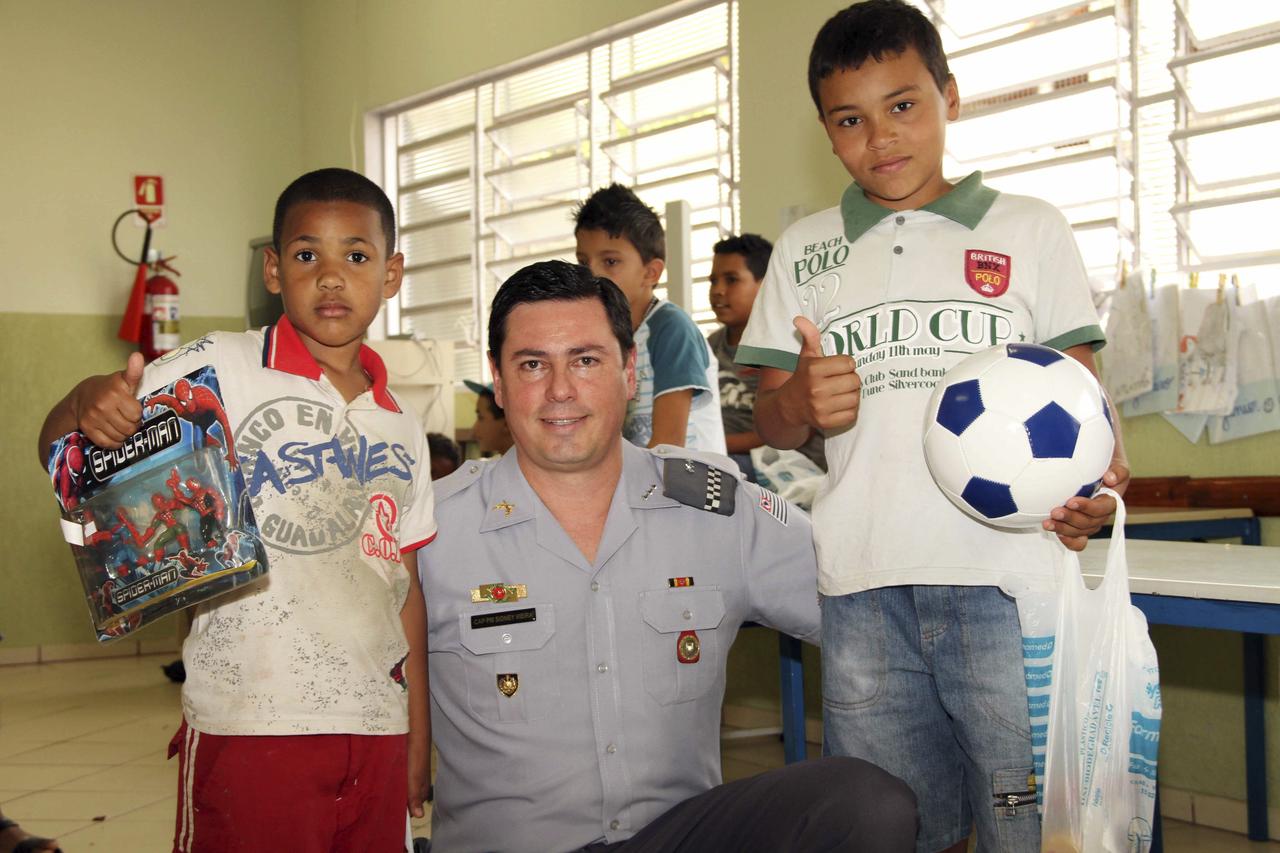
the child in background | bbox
[709,233,826,479]
[575,184,725,453]
[38,168,435,853]
[463,380,514,457]
[427,431,461,479]
[737,4,1128,850]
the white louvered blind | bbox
[923,0,1280,298]
[371,1,738,382]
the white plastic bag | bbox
[749,446,825,511]
[1039,491,1162,853]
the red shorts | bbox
[168,720,408,853]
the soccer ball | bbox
[923,343,1114,528]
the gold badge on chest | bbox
[471,582,528,604]
[677,630,701,664]
[497,673,519,697]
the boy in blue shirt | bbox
[738,3,1129,851]
[575,184,725,453]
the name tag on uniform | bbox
[471,608,537,630]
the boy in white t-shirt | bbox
[574,184,725,453]
[39,168,435,853]
[737,3,1129,851]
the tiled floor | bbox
[1,656,1276,851]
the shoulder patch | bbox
[661,457,736,516]
[433,457,491,504]
[756,487,789,526]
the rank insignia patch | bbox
[471,582,528,604]
[965,249,1011,298]
[677,630,701,664]
[668,577,695,587]
[497,673,519,697]
[662,458,736,516]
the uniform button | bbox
[501,633,513,644]
[610,820,621,831]
[597,663,609,673]
[469,465,478,473]
[893,245,904,255]
[895,215,905,225]
[606,743,617,754]
[682,609,692,620]
[590,581,600,592]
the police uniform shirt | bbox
[737,172,1104,596]
[421,442,819,853]
[137,317,437,735]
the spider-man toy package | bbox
[47,366,268,642]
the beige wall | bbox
[3,0,1278,818]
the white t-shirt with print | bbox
[139,317,437,735]
[738,173,1103,595]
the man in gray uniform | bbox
[419,260,915,853]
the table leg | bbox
[1245,631,1269,841]
[778,632,807,764]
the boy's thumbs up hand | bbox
[72,352,146,448]
[781,315,861,430]
[795,315,826,358]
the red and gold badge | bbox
[964,249,1011,298]
[676,630,701,664]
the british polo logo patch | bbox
[965,250,1011,298]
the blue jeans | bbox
[822,585,1040,853]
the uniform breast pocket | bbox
[639,588,726,705]
[458,604,559,723]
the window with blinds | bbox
[371,1,738,382]
[924,0,1280,297]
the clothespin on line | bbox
[1119,259,1129,288]
[1231,273,1242,306]
[1216,272,1227,304]
[1189,271,1199,289]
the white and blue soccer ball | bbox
[923,343,1115,529]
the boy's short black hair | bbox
[808,0,951,114]
[573,183,665,262]
[488,260,634,363]
[427,432,461,468]
[272,167,397,255]
[713,233,774,282]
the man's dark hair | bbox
[272,167,397,255]
[426,432,461,468]
[573,184,665,262]
[713,233,774,282]
[488,260,635,363]
[808,0,951,114]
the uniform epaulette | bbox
[656,448,738,516]
[433,457,492,504]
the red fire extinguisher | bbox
[139,255,181,362]
[113,209,181,363]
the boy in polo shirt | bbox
[38,168,435,853]
[737,3,1130,851]
[575,183,725,453]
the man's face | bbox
[575,229,663,317]
[708,252,762,331]
[264,200,403,360]
[492,299,636,477]
[817,47,959,211]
